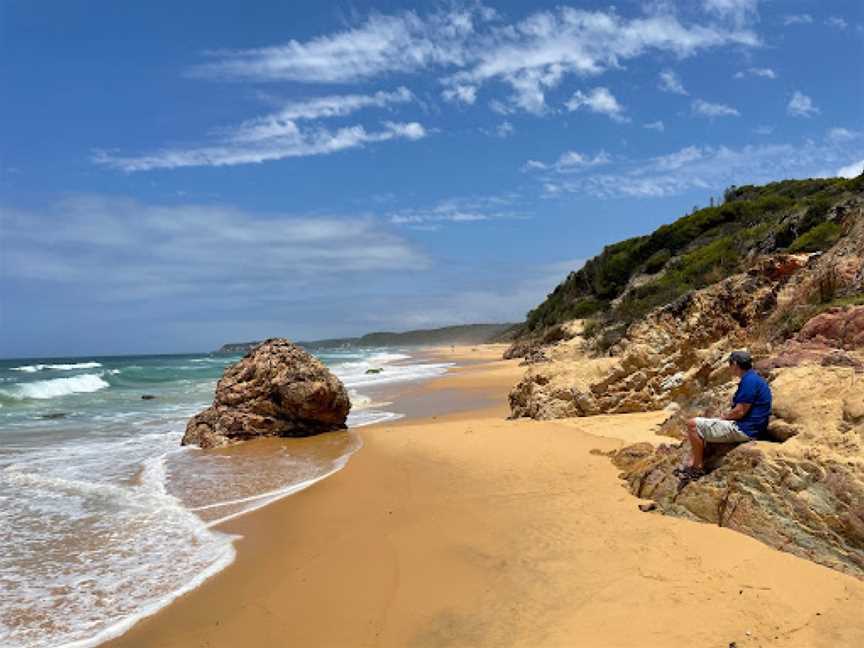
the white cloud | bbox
[702,0,759,26]
[189,8,479,83]
[387,194,524,228]
[565,87,629,123]
[190,6,759,116]
[95,120,427,171]
[783,14,813,26]
[787,91,819,118]
[227,87,414,142]
[383,121,427,140]
[644,120,666,132]
[2,196,427,301]
[753,124,774,135]
[837,159,864,178]
[825,17,848,30]
[658,69,688,95]
[495,121,514,138]
[827,127,860,142]
[524,149,611,173]
[442,84,478,104]
[692,98,741,117]
[525,136,862,199]
[733,67,776,79]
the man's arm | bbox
[724,402,751,421]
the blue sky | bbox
[1,0,863,357]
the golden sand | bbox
[106,348,864,648]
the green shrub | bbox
[789,222,842,252]
[643,249,671,274]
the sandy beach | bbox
[106,346,864,648]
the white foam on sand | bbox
[0,434,240,648]
[0,348,452,648]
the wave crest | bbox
[1,374,110,400]
[11,361,103,372]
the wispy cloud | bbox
[227,87,413,141]
[565,87,629,123]
[644,120,665,132]
[692,98,741,117]
[783,14,812,26]
[495,121,514,138]
[189,5,759,116]
[523,150,610,173]
[787,91,819,117]
[827,127,860,142]
[701,0,759,26]
[189,7,482,83]
[528,137,861,199]
[825,17,848,30]
[2,196,427,301]
[94,119,427,171]
[658,69,688,95]
[733,67,776,79]
[387,193,525,229]
[442,84,478,105]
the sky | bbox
[1,0,863,357]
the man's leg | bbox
[686,418,705,470]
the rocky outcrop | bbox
[798,306,864,349]
[509,255,811,419]
[612,363,864,579]
[183,338,351,449]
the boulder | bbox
[612,364,864,579]
[797,306,864,350]
[182,338,351,448]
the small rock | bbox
[365,368,384,375]
[141,394,157,400]
[638,502,657,512]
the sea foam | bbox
[11,362,103,372]
[1,374,110,400]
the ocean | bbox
[0,348,451,648]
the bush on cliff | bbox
[519,176,861,340]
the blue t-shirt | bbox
[732,369,772,438]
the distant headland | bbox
[216,323,517,354]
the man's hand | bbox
[724,402,752,421]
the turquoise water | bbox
[0,348,452,648]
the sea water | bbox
[0,348,451,648]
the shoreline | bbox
[104,345,864,648]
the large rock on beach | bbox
[182,338,351,449]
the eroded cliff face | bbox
[509,205,864,422]
[507,204,864,577]
[183,338,351,449]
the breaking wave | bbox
[0,374,110,401]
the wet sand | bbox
[106,346,864,648]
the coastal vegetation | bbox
[518,175,864,341]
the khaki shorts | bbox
[694,417,752,444]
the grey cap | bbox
[728,350,752,367]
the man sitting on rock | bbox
[677,351,772,480]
